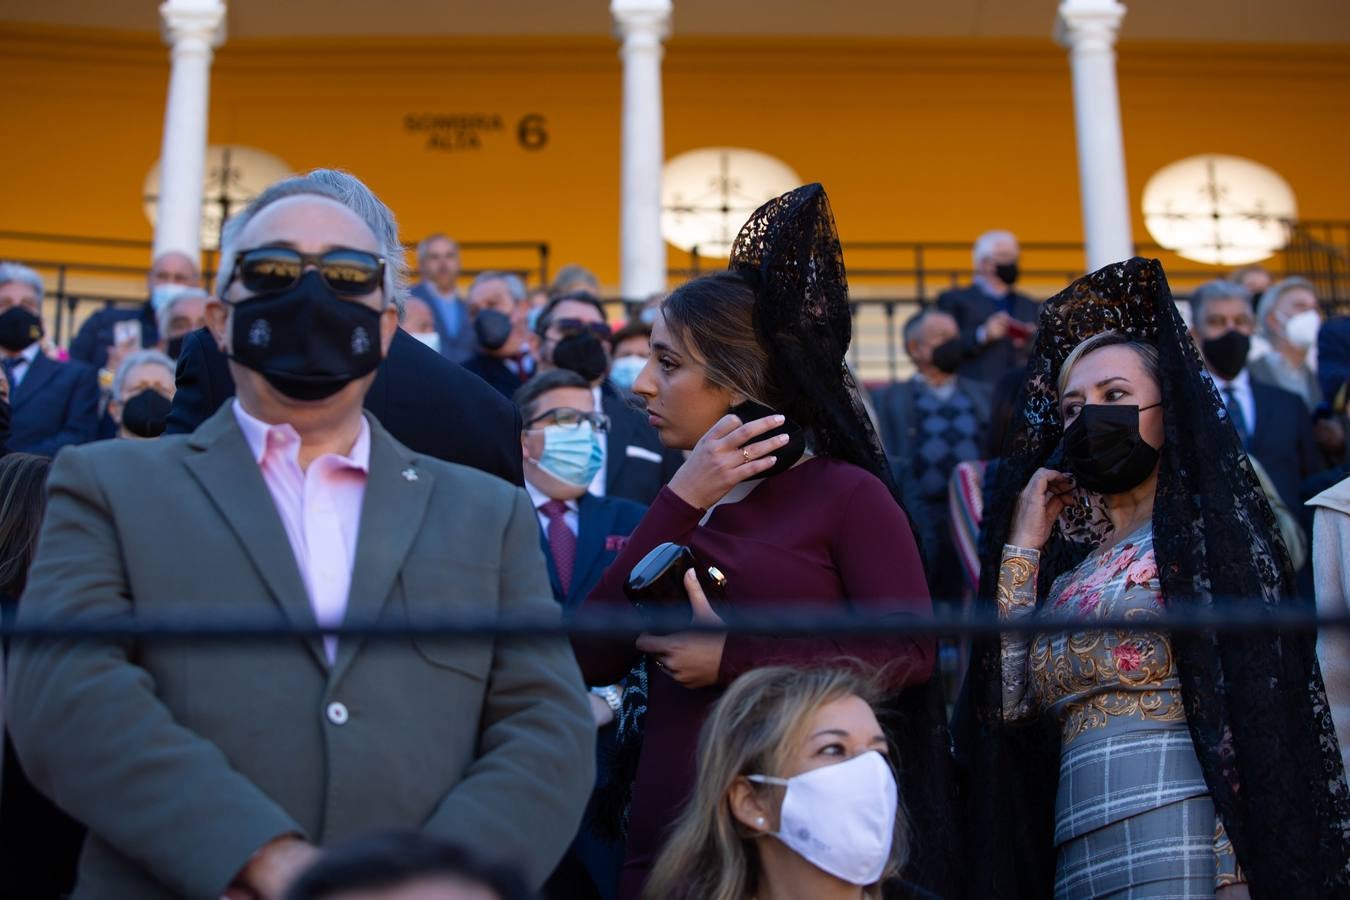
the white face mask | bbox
[1282,309,1320,350]
[609,354,646,391]
[747,750,898,885]
[410,331,442,354]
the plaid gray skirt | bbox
[1054,795,1225,899]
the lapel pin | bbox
[401,466,419,482]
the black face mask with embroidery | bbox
[0,306,43,352]
[228,271,383,402]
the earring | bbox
[755,816,766,827]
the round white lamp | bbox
[143,145,292,252]
[660,147,802,259]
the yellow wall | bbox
[3,24,1349,297]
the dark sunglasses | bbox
[552,318,612,340]
[227,246,387,297]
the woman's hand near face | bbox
[666,413,789,510]
[636,569,727,690]
[1008,467,1076,550]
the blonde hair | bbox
[1057,330,1161,400]
[643,667,909,900]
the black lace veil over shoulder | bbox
[959,257,1350,897]
[730,185,959,898]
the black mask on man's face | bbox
[1201,330,1250,381]
[166,334,185,360]
[553,332,609,383]
[994,261,1020,287]
[0,306,43,353]
[474,309,513,352]
[121,389,172,438]
[228,270,384,402]
[931,338,964,375]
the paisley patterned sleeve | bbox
[1214,816,1246,888]
[998,544,1041,720]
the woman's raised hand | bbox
[1008,467,1076,551]
[667,413,789,510]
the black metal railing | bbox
[1284,220,1350,316]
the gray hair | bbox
[972,229,1018,268]
[1255,276,1317,337]
[468,270,527,305]
[1188,279,1250,325]
[0,262,44,310]
[549,263,601,298]
[154,287,210,339]
[415,233,458,266]
[215,169,407,313]
[112,348,176,401]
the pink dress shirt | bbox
[232,400,370,663]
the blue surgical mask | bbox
[537,422,604,488]
[410,331,441,354]
[609,355,646,391]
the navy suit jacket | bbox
[462,354,527,400]
[1249,381,1325,511]
[539,492,648,609]
[165,327,524,486]
[7,354,99,456]
[935,284,1039,383]
[68,302,159,371]
[409,282,476,365]
[600,381,684,507]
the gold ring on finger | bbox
[742,448,751,464]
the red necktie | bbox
[541,499,577,595]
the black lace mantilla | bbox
[958,257,1350,898]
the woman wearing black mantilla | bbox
[955,257,1350,899]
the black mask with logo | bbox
[1200,330,1250,382]
[995,261,1021,287]
[931,338,964,375]
[121,389,172,438]
[1063,402,1162,495]
[474,309,513,352]
[228,270,384,402]
[0,306,43,353]
[553,332,609,383]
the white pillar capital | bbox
[159,0,226,51]
[611,0,671,44]
[611,0,671,301]
[1055,0,1126,50]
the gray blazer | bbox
[7,405,594,899]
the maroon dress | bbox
[576,456,934,900]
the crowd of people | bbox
[0,169,1347,900]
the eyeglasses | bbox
[226,246,387,297]
[551,318,612,341]
[525,407,610,432]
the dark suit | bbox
[871,376,994,465]
[935,283,1039,383]
[1250,381,1325,513]
[600,382,683,506]
[7,354,99,456]
[68,302,158,371]
[536,491,646,900]
[409,282,475,364]
[166,327,524,485]
[463,353,529,400]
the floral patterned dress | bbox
[999,525,1243,898]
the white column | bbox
[154,0,226,261]
[1056,0,1133,271]
[611,0,671,301]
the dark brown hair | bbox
[0,453,51,600]
[661,272,782,409]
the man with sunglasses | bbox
[535,292,681,506]
[7,174,594,900]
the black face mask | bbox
[0,397,11,443]
[121,389,172,438]
[165,334,185,360]
[228,271,384,402]
[995,261,1020,287]
[1201,330,1250,382]
[0,306,43,353]
[553,332,609,383]
[1063,402,1161,495]
[474,309,513,352]
[931,338,964,375]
